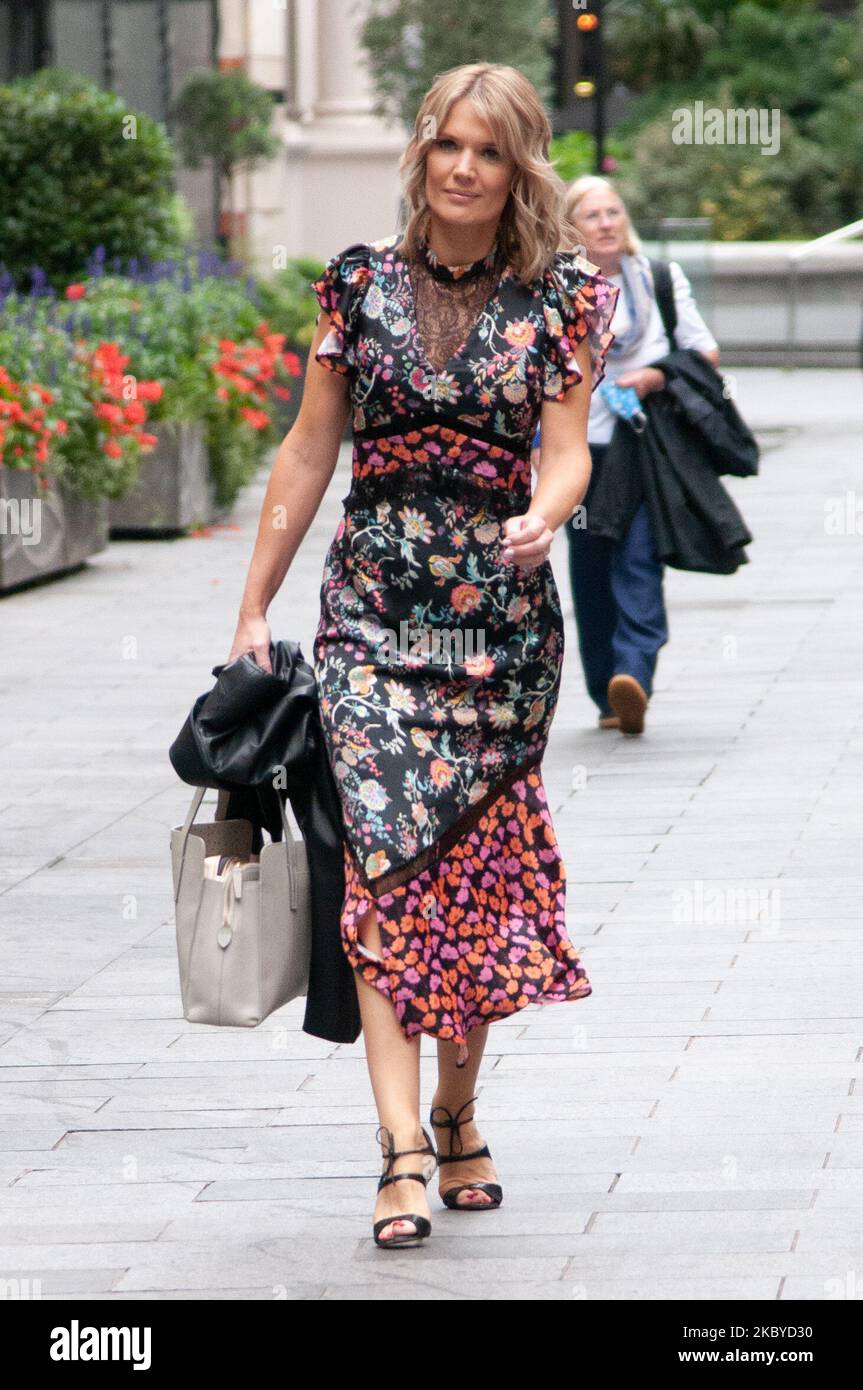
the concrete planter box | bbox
[272,345,351,440]
[644,240,863,366]
[109,420,220,535]
[0,466,108,595]
[276,344,308,434]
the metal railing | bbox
[787,218,863,368]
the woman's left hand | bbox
[615,366,666,399]
[501,511,554,571]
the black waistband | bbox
[345,461,531,518]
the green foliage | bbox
[54,267,286,505]
[605,0,863,239]
[808,79,863,226]
[253,259,326,348]
[170,69,281,177]
[205,415,267,509]
[0,312,144,500]
[357,0,555,130]
[615,86,829,239]
[699,1,856,116]
[54,271,259,423]
[548,131,629,183]
[0,68,184,285]
[1,250,310,504]
[605,0,719,92]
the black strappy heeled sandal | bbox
[429,1095,503,1211]
[372,1124,437,1248]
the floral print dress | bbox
[310,231,618,1065]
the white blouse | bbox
[587,260,718,445]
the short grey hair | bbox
[564,176,643,255]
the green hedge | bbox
[0,68,184,286]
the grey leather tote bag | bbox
[171,785,311,1026]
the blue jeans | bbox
[565,443,669,714]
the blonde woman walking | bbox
[556,177,719,733]
[228,65,618,1247]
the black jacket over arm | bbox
[586,348,758,575]
[169,640,361,1045]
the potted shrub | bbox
[0,311,159,592]
[0,68,185,286]
[34,250,301,534]
[1,246,308,545]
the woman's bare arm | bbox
[504,337,593,569]
[227,313,350,668]
[528,337,592,515]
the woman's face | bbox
[573,186,628,263]
[425,99,515,238]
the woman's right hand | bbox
[227,611,273,672]
[616,366,666,399]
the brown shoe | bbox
[607,674,648,734]
[598,713,620,729]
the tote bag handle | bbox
[174,785,302,907]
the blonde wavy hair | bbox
[564,176,643,255]
[398,63,584,285]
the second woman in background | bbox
[547,177,719,735]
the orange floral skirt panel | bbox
[339,765,592,1066]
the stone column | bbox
[218,0,407,272]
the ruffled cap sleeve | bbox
[542,252,619,399]
[310,242,372,375]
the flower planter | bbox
[0,466,108,594]
[108,420,222,535]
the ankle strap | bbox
[376,1124,434,1171]
[429,1095,478,1155]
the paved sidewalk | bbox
[1,368,862,1300]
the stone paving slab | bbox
[1,369,862,1299]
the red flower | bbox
[240,406,270,430]
[103,440,123,458]
[136,380,163,401]
[65,283,87,300]
[94,342,127,368]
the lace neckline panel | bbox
[408,243,505,374]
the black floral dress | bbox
[310,232,618,1065]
